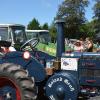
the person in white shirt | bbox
[0,46,16,53]
[9,46,16,52]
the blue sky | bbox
[0,0,95,26]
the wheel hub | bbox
[0,77,21,100]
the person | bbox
[9,46,16,52]
[95,41,100,52]
[85,37,93,52]
[0,41,16,53]
[73,40,84,52]
[0,46,16,53]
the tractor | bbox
[0,24,46,100]
[0,21,100,100]
[45,20,100,100]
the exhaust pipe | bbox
[55,20,65,58]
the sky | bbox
[0,0,96,26]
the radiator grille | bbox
[80,69,100,77]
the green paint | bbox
[36,42,56,56]
[36,42,73,56]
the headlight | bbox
[23,51,31,60]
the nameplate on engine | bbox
[61,58,78,71]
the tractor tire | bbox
[0,63,37,100]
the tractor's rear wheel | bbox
[0,63,37,100]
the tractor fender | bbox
[2,51,46,82]
[46,71,79,100]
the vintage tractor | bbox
[44,20,100,100]
[0,21,100,100]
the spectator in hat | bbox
[74,40,84,52]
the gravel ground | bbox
[88,96,100,100]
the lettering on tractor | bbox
[49,95,55,100]
[64,79,75,92]
[48,77,62,88]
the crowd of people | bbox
[65,37,95,52]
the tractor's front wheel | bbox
[0,63,37,100]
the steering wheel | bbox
[20,38,39,51]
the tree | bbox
[56,0,89,39]
[27,18,41,30]
[93,0,100,34]
[49,22,57,42]
[42,23,49,30]
[81,20,95,38]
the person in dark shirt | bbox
[85,37,93,52]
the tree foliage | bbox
[56,0,89,39]
[27,18,41,30]
[93,0,100,34]
[42,23,49,30]
[49,22,57,42]
[84,20,95,38]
